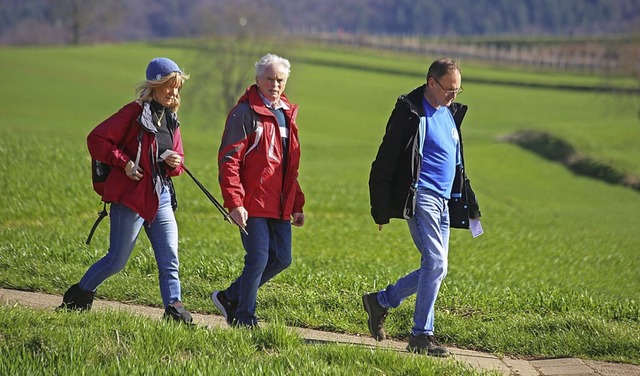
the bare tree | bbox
[184,2,284,127]
[50,0,125,45]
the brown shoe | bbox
[406,334,450,357]
[362,292,388,341]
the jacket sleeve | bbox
[292,178,305,213]
[369,102,410,225]
[218,103,252,209]
[87,103,139,171]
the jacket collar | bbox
[240,85,293,118]
[399,85,427,117]
[258,91,290,111]
[400,84,468,126]
[138,101,179,133]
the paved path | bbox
[1,288,638,376]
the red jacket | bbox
[218,85,305,220]
[87,101,184,223]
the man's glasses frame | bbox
[432,77,464,96]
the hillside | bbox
[1,41,639,366]
[1,0,639,45]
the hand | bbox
[229,206,248,229]
[378,224,384,231]
[125,161,143,181]
[164,153,181,168]
[292,212,305,227]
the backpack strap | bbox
[85,202,109,245]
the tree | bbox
[184,2,284,127]
[49,0,124,45]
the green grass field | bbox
[1,41,639,373]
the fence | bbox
[301,31,638,75]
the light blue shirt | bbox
[418,97,461,199]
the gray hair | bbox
[255,53,291,79]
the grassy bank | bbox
[1,41,639,370]
[0,305,482,375]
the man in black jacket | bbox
[363,58,468,357]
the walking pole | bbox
[183,167,248,235]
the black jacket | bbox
[369,85,474,225]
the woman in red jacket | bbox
[58,57,193,324]
[212,53,305,328]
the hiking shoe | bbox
[163,301,194,325]
[406,334,450,357]
[57,283,95,311]
[211,290,238,326]
[362,292,388,341]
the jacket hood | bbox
[398,85,427,116]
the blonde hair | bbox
[135,71,190,112]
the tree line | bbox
[1,0,639,45]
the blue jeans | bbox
[225,217,292,325]
[79,188,182,308]
[377,189,450,336]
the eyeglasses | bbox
[432,77,463,96]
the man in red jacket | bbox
[212,53,305,328]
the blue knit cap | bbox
[146,57,182,81]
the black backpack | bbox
[448,104,481,229]
[86,128,143,244]
[91,160,111,196]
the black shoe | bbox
[211,290,238,326]
[362,292,388,341]
[163,301,194,325]
[406,334,450,357]
[57,283,95,311]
